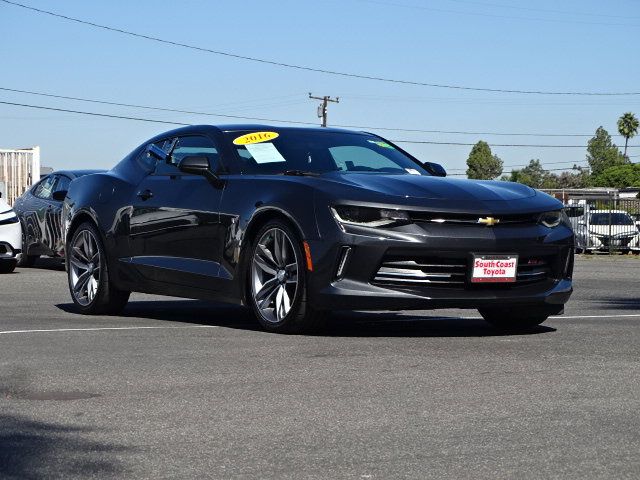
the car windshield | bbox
[224,130,429,176]
[590,213,635,225]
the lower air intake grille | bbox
[373,255,554,289]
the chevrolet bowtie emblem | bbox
[478,217,500,226]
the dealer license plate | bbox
[471,255,518,283]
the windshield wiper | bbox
[280,170,320,177]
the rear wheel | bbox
[0,261,16,274]
[67,222,130,315]
[17,252,39,267]
[479,306,559,330]
[248,221,324,334]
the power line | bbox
[2,0,640,97]
[391,139,638,148]
[0,86,319,126]
[0,100,191,126]
[2,100,637,151]
[353,0,640,27]
[445,0,640,20]
[0,86,626,138]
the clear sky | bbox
[1,0,639,177]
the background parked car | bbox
[0,194,22,273]
[13,170,104,266]
[576,209,640,254]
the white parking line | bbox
[0,325,220,335]
[456,313,640,320]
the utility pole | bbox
[309,93,339,127]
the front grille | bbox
[373,255,554,289]
[408,211,538,226]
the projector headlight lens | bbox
[539,210,566,228]
[331,206,411,228]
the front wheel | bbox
[479,306,559,330]
[67,222,130,315]
[248,221,324,334]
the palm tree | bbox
[617,112,639,158]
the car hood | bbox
[322,173,536,201]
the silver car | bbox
[575,210,640,253]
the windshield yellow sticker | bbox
[233,131,279,145]
[367,140,394,149]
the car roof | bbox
[144,124,375,143]
[52,169,106,178]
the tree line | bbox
[466,112,639,189]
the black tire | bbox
[17,253,39,267]
[0,261,17,274]
[479,306,559,330]
[67,222,130,315]
[17,230,39,267]
[247,220,325,334]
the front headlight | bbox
[539,210,566,228]
[331,205,411,228]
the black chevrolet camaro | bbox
[63,125,573,333]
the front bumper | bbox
[0,241,21,262]
[586,234,640,251]
[0,216,22,262]
[307,220,574,311]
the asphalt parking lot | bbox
[1,256,639,479]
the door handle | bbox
[137,189,153,201]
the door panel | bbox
[128,135,226,290]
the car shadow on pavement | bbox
[321,311,556,337]
[21,257,65,271]
[0,413,134,478]
[57,299,555,338]
[594,296,640,311]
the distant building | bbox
[0,146,40,205]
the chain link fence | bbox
[543,189,640,254]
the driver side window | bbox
[53,175,71,195]
[33,175,56,200]
[170,136,220,169]
[150,135,220,176]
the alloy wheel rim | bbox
[69,229,101,306]
[251,228,299,323]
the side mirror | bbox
[52,190,67,201]
[423,161,447,177]
[178,156,224,188]
[179,155,211,175]
[146,144,168,162]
